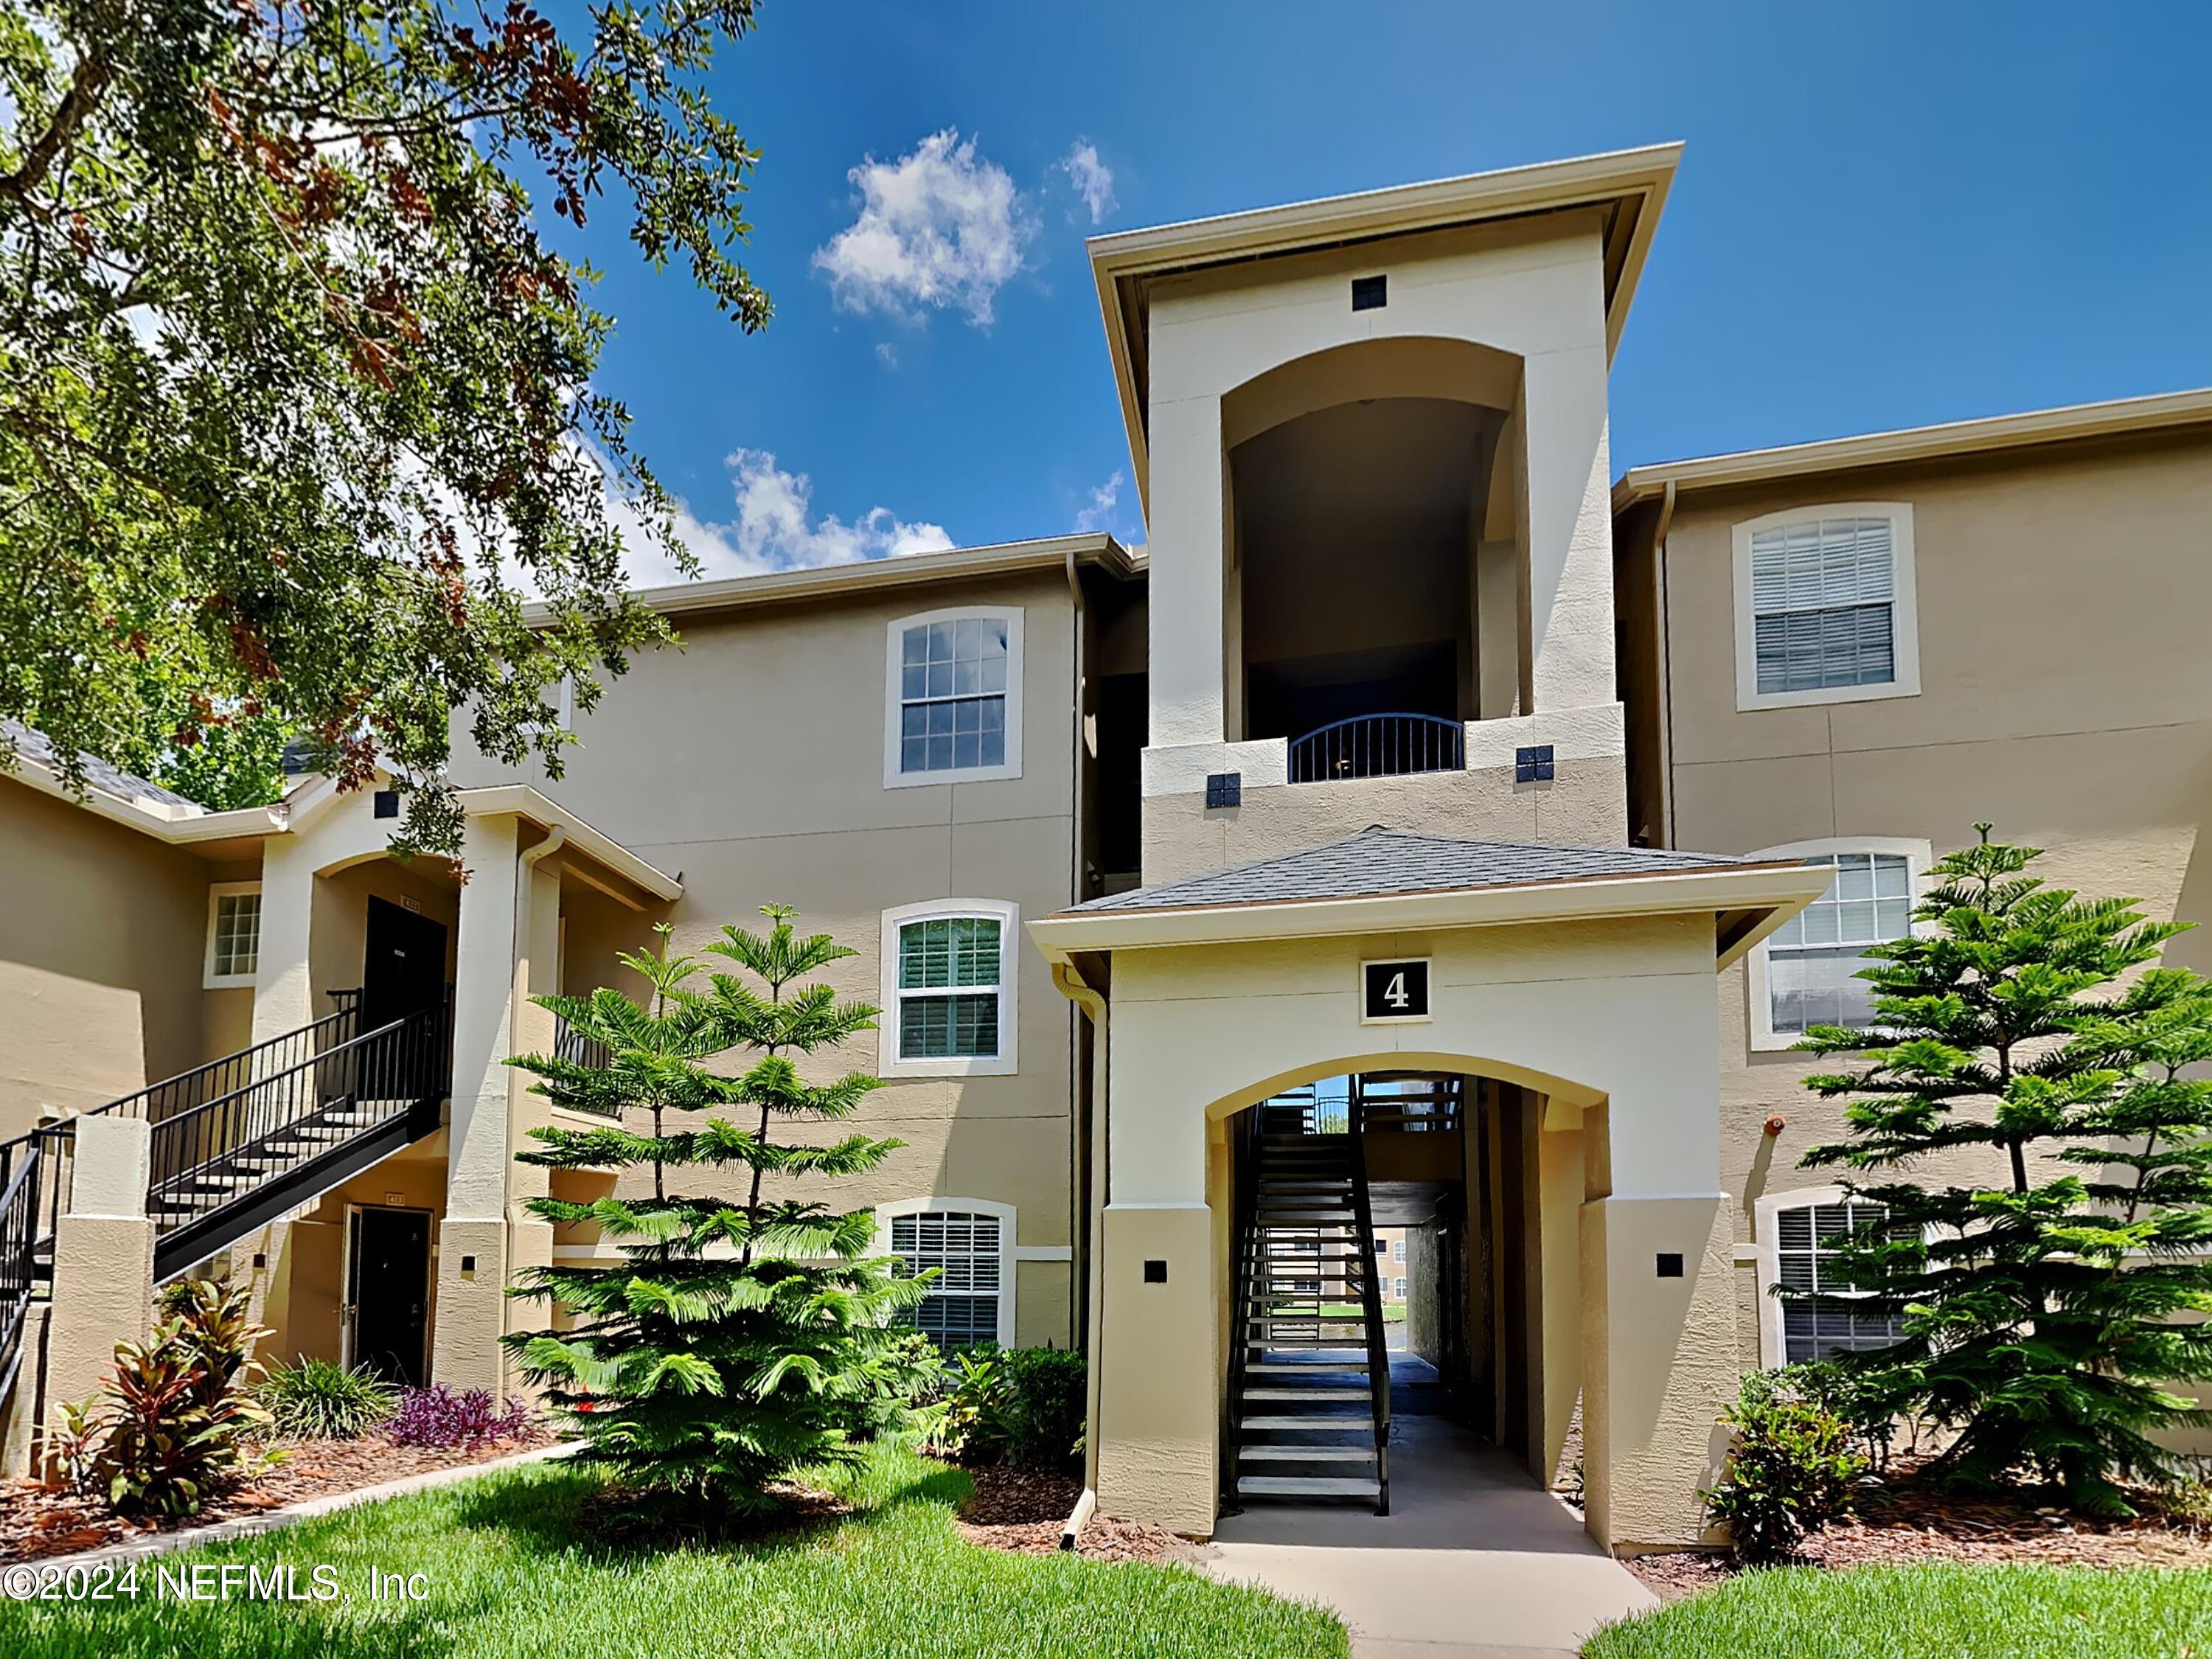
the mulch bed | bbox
[1627,1461,2212,1603]
[0,1426,555,1564]
[954,1464,1209,1566]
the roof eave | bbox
[1029,860,1829,964]
[454,783,682,903]
[521,534,1138,629]
[1612,386,2212,514]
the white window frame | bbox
[204,880,264,989]
[877,1196,1017,1348]
[1753,1184,1906,1369]
[883,606,1024,789]
[1393,1276,1408,1301]
[1732,502,1920,712]
[1746,836,1933,1052]
[877,899,1020,1078]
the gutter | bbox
[1052,959,1113,1549]
[1064,547,1088,1399]
[1654,479,1678,849]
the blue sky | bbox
[573,1,2212,581]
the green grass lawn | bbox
[2,1447,1347,1659]
[1585,1562,2212,1659]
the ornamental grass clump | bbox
[504,908,931,1515]
[255,1357,398,1441]
[1794,827,2212,1517]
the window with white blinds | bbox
[1767,851,1914,1035]
[1773,1197,1905,1363]
[1749,516,1896,694]
[891,1209,1005,1351]
[1733,505,1918,710]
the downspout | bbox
[1652,481,1680,849]
[1063,549,1088,1357]
[505,826,567,1377]
[1055,960,1109,1550]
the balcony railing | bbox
[1287,713,1465,784]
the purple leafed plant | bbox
[381,1384,536,1449]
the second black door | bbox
[347,1206,431,1386]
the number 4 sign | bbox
[1360,958,1432,1024]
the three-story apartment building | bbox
[2,143,2207,1554]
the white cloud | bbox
[813,130,1032,327]
[1074,469,1125,536]
[1060,140,1116,225]
[874,341,899,369]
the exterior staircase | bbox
[0,990,452,1390]
[1225,1090,1391,1513]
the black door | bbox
[347,1206,431,1386]
[361,897,448,1032]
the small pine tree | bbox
[504,908,932,1512]
[1798,827,2212,1515]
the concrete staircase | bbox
[1228,1101,1390,1512]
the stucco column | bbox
[43,1116,156,1473]
[1095,1036,1218,1537]
[251,835,318,1046]
[431,813,521,1395]
[502,858,563,1394]
[1520,344,1617,714]
[1579,1071,1737,1551]
[1145,393,1228,749]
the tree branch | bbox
[0,50,114,206]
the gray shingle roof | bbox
[2,720,207,813]
[1070,827,1752,913]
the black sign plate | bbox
[1362,959,1430,1023]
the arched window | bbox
[1733,504,1919,711]
[883,607,1023,786]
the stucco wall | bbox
[1646,432,2212,1371]
[454,569,1082,1345]
[0,777,232,1136]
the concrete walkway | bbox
[1206,1360,1655,1658]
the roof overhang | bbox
[1031,858,1830,975]
[524,534,1143,629]
[1089,143,1683,518]
[1612,386,2212,514]
[5,741,681,905]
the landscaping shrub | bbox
[842,1330,947,1444]
[88,1279,276,1517]
[382,1384,535,1449]
[1703,1368,1864,1563]
[924,1344,1087,1470]
[256,1357,399,1440]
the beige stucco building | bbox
[3,144,2208,1554]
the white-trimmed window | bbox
[204,882,262,988]
[878,900,1019,1077]
[883,607,1023,787]
[1733,504,1919,710]
[880,1197,1015,1350]
[1754,1186,1906,1366]
[1393,1238,1406,1263]
[1747,838,1930,1051]
[1392,1276,1408,1301]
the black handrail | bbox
[1346,1092,1393,1516]
[1287,713,1465,784]
[0,1140,41,1401]
[1220,1105,1262,1511]
[18,989,365,1276]
[143,998,451,1241]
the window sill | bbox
[878,1055,1018,1079]
[883,761,1022,790]
[1736,678,1919,714]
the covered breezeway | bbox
[1031,827,1829,1554]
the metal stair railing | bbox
[1220,1103,1262,1511]
[147,997,451,1279]
[0,1139,42,1403]
[16,990,364,1276]
[1346,1090,1392,1516]
[1353,1074,1463,1133]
